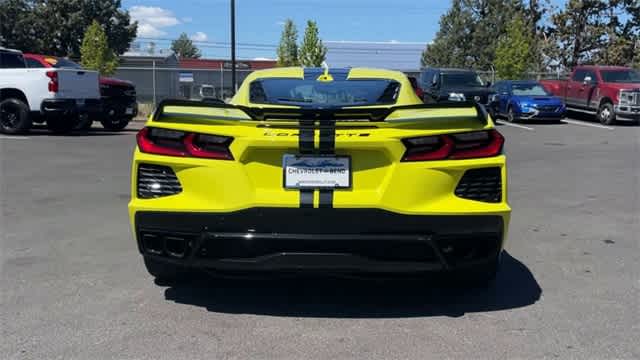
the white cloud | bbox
[190,32,208,42]
[130,6,180,38]
[137,23,167,38]
[276,21,286,26]
[182,17,193,23]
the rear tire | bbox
[143,257,189,284]
[46,115,75,134]
[488,105,498,120]
[0,98,32,134]
[597,102,616,125]
[100,116,131,131]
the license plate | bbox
[76,99,85,106]
[125,107,134,115]
[283,154,351,189]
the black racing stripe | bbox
[319,124,335,154]
[318,190,333,208]
[303,68,324,80]
[318,117,335,207]
[300,189,314,208]
[298,119,315,154]
[298,114,315,207]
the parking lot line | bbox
[495,120,535,131]
[561,119,615,130]
[0,136,30,139]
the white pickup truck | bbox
[0,47,101,134]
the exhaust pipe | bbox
[142,233,164,255]
[164,236,187,258]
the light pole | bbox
[230,0,237,94]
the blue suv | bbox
[489,80,565,123]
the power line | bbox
[135,38,426,53]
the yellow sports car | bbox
[129,67,510,285]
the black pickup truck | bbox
[419,68,494,105]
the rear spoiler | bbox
[152,98,489,125]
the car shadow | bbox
[566,111,639,126]
[24,126,136,137]
[163,252,541,318]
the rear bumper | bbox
[100,97,138,118]
[134,209,506,273]
[40,98,102,115]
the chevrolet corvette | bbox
[129,67,511,285]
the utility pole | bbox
[230,0,237,94]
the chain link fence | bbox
[112,66,569,118]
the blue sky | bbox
[123,0,566,69]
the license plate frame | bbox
[282,154,351,189]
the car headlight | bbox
[448,92,466,102]
[520,104,533,113]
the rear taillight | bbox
[402,130,504,161]
[46,71,58,92]
[136,127,233,160]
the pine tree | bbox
[494,15,534,79]
[171,33,201,59]
[80,20,118,76]
[548,0,609,68]
[421,0,523,69]
[298,20,327,67]
[277,19,299,67]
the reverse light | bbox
[46,71,59,92]
[136,127,233,160]
[402,130,504,161]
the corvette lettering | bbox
[263,131,370,137]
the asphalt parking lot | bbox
[1,115,639,359]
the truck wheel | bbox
[0,98,32,134]
[46,115,75,134]
[597,102,616,125]
[100,117,131,131]
[143,257,189,284]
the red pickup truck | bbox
[540,66,640,125]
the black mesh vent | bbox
[454,167,502,203]
[137,164,182,199]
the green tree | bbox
[592,0,640,66]
[494,15,533,78]
[80,20,118,75]
[276,19,299,66]
[171,33,201,59]
[298,20,327,67]
[548,0,609,68]
[421,0,475,68]
[421,0,524,69]
[0,0,43,52]
[0,0,137,58]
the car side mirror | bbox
[486,81,492,88]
